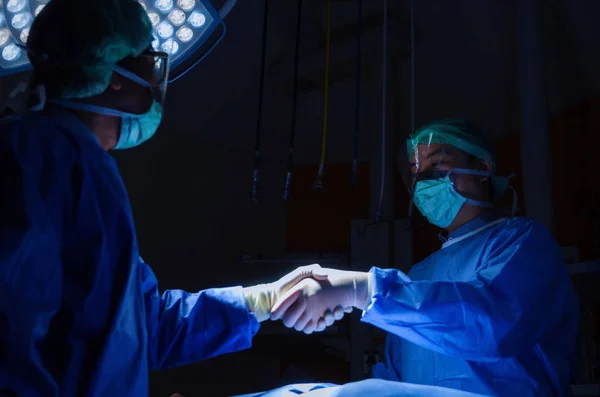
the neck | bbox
[445,205,489,233]
[76,111,120,151]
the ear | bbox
[108,73,122,91]
[481,160,492,173]
[479,160,493,183]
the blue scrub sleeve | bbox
[361,220,571,362]
[140,258,261,370]
[371,333,402,381]
[0,136,66,396]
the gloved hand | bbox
[243,264,351,326]
[270,268,374,333]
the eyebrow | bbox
[408,148,457,169]
[426,148,451,159]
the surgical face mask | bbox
[412,168,494,229]
[47,64,166,150]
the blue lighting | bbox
[0,0,225,77]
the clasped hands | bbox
[244,264,372,334]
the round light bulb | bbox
[2,44,21,61]
[178,0,195,12]
[188,11,206,28]
[161,39,179,55]
[20,27,29,43]
[148,12,160,26]
[6,0,26,13]
[34,4,45,16]
[156,21,174,38]
[154,0,173,13]
[0,29,10,47]
[168,9,186,26]
[11,12,32,30]
[152,35,160,50]
[176,26,193,42]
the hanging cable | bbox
[375,0,388,221]
[313,0,333,192]
[410,0,415,137]
[406,0,416,223]
[282,0,304,200]
[350,0,363,187]
[250,0,270,203]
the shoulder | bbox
[485,216,561,263]
[495,216,556,244]
[0,112,81,182]
[0,113,81,216]
[0,112,78,159]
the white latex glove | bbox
[270,268,373,333]
[243,264,351,324]
[311,305,354,334]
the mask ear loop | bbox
[21,47,50,112]
[446,168,495,209]
[505,173,518,216]
[29,85,47,112]
[404,168,417,231]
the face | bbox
[410,143,491,204]
[107,55,158,114]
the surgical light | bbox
[2,44,21,61]
[149,12,161,26]
[176,27,193,42]
[161,38,179,55]
[19,27,29,43]
[6,0,26,13]
[155,0,173,13]
[168,9,186,26]
[157,21,174,38]
[0,29,9,47]
[11,12,31,30]
[178,0,196,12]
[188,11,206,28]
[0,0,228,82]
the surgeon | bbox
[271,120,580,396]
[0,0,349,395]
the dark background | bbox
[2,0,600,395]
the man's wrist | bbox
[353,272,374,311]
[243,284,273,322]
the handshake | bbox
[243,265,373,334]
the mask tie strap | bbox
[29,85,47,112]
[507,185,518,216]
[47,99,125,117]
[499,173,518,216]
[447,168,495,209]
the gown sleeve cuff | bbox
[217,286,261,343]
[360,267,411,325]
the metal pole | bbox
[516,0,555,232]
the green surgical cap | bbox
[27,0,153,99]
[407,120,511,199]
[407,119,498,171]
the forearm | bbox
[361,267,525,361]
[243,284,275,323]
[146,284,260,370]
[355,271,375,311]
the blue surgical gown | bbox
[0,108,260,396]
[367,212,579,396]
[233,380,490,397]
